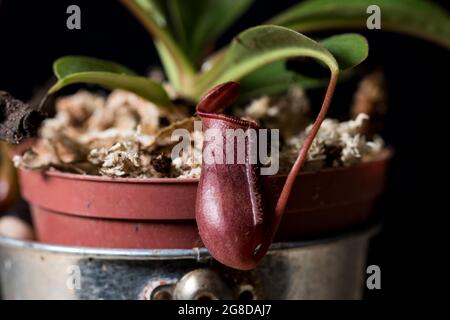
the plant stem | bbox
[120,0,197,90]
[256,70,339,261]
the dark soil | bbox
[0,91,46,144]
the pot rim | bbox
[18,148,392,184]
[0,224,379,260]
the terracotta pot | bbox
[17,150,391,249]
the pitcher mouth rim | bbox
[197,110,260,129]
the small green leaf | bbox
[50,56,171,107]
[270,0,450,50]
[195,25,344,98]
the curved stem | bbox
[255,70,339,260]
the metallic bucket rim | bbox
[0,224,379,261]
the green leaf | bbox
[199,33,367,102]
[165,0,255,64]
[270,0,450,50]
[195,25,353,98]
[120,0,196,91]
[238,61,359,103]
[49,56,171,107]
[53,56,136,78]
[238,61,328,102]
[321,34,368,70]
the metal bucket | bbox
[0,226,376,300]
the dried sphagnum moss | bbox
[14,84,384,178]
[237,86,312,140]
[278,114,384,174]
[14,90,196,178]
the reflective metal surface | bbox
[0,226,377,300]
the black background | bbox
[1,0,449,300]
